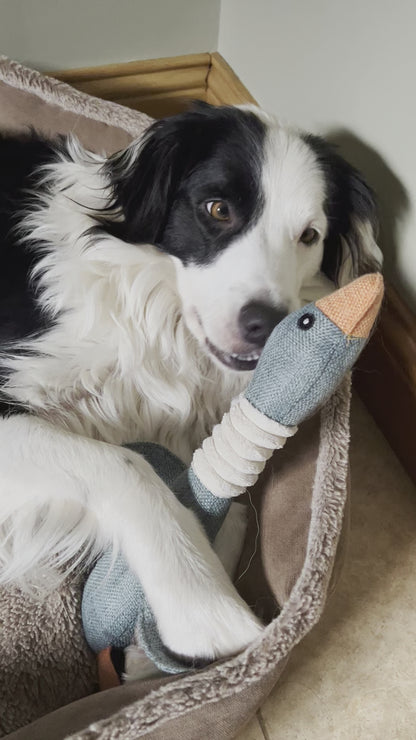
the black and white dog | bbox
[0,103,381,671]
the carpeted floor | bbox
[237,393,416,739]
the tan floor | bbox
[236,394,416,740]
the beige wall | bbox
[0,0,220,70]
[219,0,416,309]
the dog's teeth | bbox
[206,338,260,367]
[233,352,260,362]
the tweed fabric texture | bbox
[82,443,214,675]
[83,441,245,674]
[245,302,366,426]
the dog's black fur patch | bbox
[302,134,379,283]
[105,103,267,265]
[0,133,58,345]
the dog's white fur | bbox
[175,119,328,355]
[5,138,248,458]
[0,110,382,673]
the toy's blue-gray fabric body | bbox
[82,443,229,673]
[82,274,383,675]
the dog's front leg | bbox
[0,415,262,662]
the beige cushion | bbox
[0,56,152,152]
[0,58,350,740]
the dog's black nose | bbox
[238,301,288,347]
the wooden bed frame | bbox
[55,52,416,484]
[55,52,256,118]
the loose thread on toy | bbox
[236,489,260,583]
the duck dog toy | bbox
[82,273,384,682]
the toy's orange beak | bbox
[316,273,384,339]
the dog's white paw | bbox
[157,593,263,662]
[124,644,164,682]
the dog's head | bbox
[105,103,382,371]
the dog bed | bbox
[0,57,351,740]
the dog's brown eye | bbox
[206,201,230,221]
[300,227,319,246]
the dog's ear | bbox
[104,106,218,245]
[103,117,189,244]
[304,135,383,285]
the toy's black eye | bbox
[298,313,315,330]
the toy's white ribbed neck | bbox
[192,395,297,498]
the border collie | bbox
[0,103,382,669]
